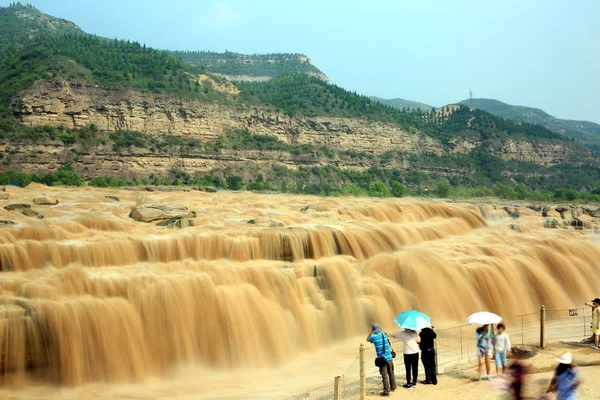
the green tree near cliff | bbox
[435,181,451,198]
[226,175,243,190]
[368,180,390,197]
[391,181,408,198]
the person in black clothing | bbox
[419,326,438,385]
[508,361,527,400]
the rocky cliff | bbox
[13,80,444,155]
[4,80,579,179]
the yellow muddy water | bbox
[0,185,598,399]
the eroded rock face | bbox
[33,196,58,205]
[5,80,584,182]
[0,193,8,200]
[129,204,194,222]
[14,80,443,157]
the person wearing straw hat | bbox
[546,353,581,400]
[367,324,397,397]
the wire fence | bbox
[282,306,592,400]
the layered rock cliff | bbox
[3,80,580,179]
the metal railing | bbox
[283,306,592,400]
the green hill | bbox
[0,28,568,149]
[0,2,82,58]
[170,51,327,80]
[370,96,434,112]
[458,98,600,150]
[0,33,238,104]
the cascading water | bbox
[0,186,598,397]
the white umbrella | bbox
[467,312,502,325]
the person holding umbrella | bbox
[394,310,431,389]
[367,324,396,397]
[476,324,493,380]
[467,312,502,381]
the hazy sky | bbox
[4,0,599,122]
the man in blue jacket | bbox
[367,324,396,396]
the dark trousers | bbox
[379,360,396,394]
[512,382,523,400]
[403,353,419,385]
[421,348,437,384]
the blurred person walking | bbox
[508,361,527,400]
[367,324,396,397]
[419,325,437,385]
[546,353,581,400]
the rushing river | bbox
[0,185,598,398]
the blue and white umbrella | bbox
[394,310,431,331]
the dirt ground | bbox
[366,342,600,399]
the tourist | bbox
[367,324,396,397]
[398,328,420,389]
[546,353,581,400]
[419,325,437,385]
[508,361,527,400]
[587,298,600,349]
[493,323,511,375]
[476,324,493,380]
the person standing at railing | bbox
[397,328,420,389]
[367,324,397,397]
[419,325,437,385]
[584,298,600,349]
[476,324,493,380]
[493,323,511,376]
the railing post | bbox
[359,344,366,400]
[540,305,546,348]
[334,376,342,400]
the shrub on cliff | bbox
[44,164,84,186]
[391,181,408,198]
[368,180,390,198]
[435,181,451,198]
[341,184,365,197]
[110,130,152,150]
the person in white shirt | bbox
[493,323,512,375]
[397,329,420,389]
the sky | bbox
[3,0,599,123]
